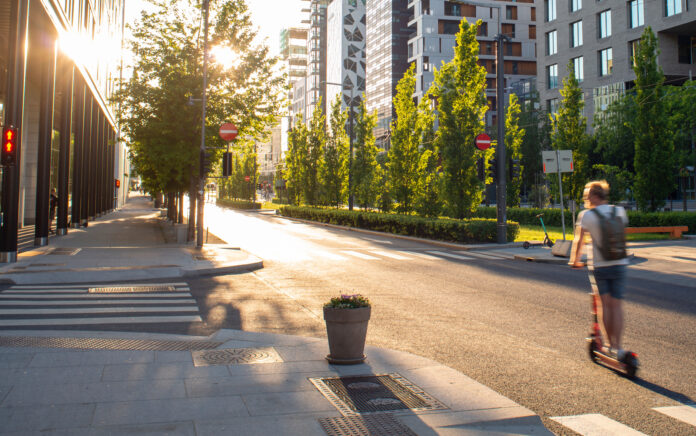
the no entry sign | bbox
[474,133,491,150]
[219,123,238,141]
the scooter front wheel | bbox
[623,354,639,379]
[523,241,530,249]
[588,340,600,363]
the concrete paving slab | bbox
[195,414,333,436]
[153,350,195,363]
[3,379,186,407]
[225,360,340,377]
[101,362,230,382]
[241,390,340,416]
[272,342,330,362]
[0,403,95,433]
[0,365,104,385]
[0,353,33,369]
[212,328,322,346]
[28,350,155,367]
[184,372,316,398]
[92,396,248,426]
[398,407,553,435]
[0,422,198,436]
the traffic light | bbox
[2,126,18,166]
[477,158,484,181]
[509,159,521,181]
[222,152,232,177]
[488,157,497,182]
[202,151,213,175]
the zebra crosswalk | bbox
[262,247,515,264]
[0,282,202,327]
[551,405,696,435]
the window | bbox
[629,40,640,66]
[506,5,518,19]
[598,10,611,38]
[547,64,559,89]
[570,0,582,12]
[599,48,613,76]
[678,36,696,64]
[546,30,558,55]
[572,56,584,82]
[571,21,583,47]
[629,0,644,28]
[545,0,557,21]
[502,23,516,38]
[548,98,560,115]
[665,0,682,16]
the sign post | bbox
[542,150,574,239]
[219,123,238,179]
[474,133,491,150]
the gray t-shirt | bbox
[577,204,629,269]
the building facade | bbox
[304,0,331,122]
[280,27,308,125]
[326,0,366,116]
[0,0,129,261]
[366,0,413,149]
[536,0,696,122]
[407,0,538,127]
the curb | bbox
[513,254,568,264]
[182,259,264,277]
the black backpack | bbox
[591,206,627,261]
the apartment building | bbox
[407,0,538,127]
[303,0,331,123]
[536,0,696,121]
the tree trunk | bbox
[178,192,184,224]
[188,176,197,242]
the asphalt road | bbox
[191,205,696,436]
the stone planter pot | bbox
[323,306,371,364]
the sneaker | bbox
[617,349,627,361]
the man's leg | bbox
[600,293,623,351]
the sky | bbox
[124,0,306,57]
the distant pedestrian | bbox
[49,188,58,234]
[569,180,629,360]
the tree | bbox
[593,95,636,174]
[632,27,674,211]
[284,119,308,205]
[303,99,326,206]
[352,98,379,209]
[113,0,283,234]
[321,95,349,207]
[550,60,591,204]
[431,20,487,218]
[505,94,525,207]
[518,90,551,205]
[388,64,420,213]
[413,93,442,217]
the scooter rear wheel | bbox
[623,354,639,379]
[588,340,600,363]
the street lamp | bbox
[196,0,210,249]
[324,81,354,211]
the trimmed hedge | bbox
[475,207,696,234]
[279,206,519,243]
[217,198,261,210]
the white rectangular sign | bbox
[542,150,574,174]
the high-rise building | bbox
[280,27,308,125]
[408,0,538,127]
[0,0,129,260]
[304,0,331,122]
[536,0,696,122]
[366,0,413,149]
[326,0,366,116]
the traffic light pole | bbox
[495,31,507,244]
[196,0,210,248]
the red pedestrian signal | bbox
[2,126,18,166]
[115,179,121,188]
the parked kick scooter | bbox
[522,213,554,249]
[587,288,639,378]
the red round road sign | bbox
[219,123,238,141]
[475,133,491,150]
[244,175,250,182]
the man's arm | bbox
[569,225,586,268]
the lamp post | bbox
[324,81,354,210]
[196,0,210,249]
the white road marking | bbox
[362,237,393,244]
[0,293,193,299]
[342,250,380,260]
[0,315,203,327]
[550,414,647,436]
[7,283,189,289]
[0,306,200,315]
[653,405,696,427]
[369,250,410,260]
[398,251,441,260]
[426,251,474,261]
[454,250,514,260]
[0,299,196,306]
[314,251,348,261]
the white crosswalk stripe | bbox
[551,414,647,435]
[341,250,380,260]
[314,250,349,261]
[454,250,514,260]
[0,283,202,327]
[368,250,410,260]
[426,250,474,261]
[398,250,442,260]
[653,405,696,427]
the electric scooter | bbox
[587,289,639,378]
[522,213,554,249]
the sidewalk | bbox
[0,194,262,285]
[0,195,552,435]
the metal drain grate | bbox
[48,248,81,256]
[318,414,418,436]
[89,285,177,293]
[0,336,223,351]
[192,347,284,366]
[310,373,448,416]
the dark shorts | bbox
[590,265,627,299]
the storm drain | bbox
[88,285,177,293]
[0,336,223,351]
[48,248,81,256]
[310,374,447,416]
[318,413,418,436]
[192,347,284,366]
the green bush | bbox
[625,211,696,234]
[278,206,519,243]
[217,198,261,210]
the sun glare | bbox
[210,45,238,70]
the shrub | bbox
[278,206,520,243]
[217,198,261,210]
[325,294,371,308]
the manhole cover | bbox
[48,248,81,255]
[0,336,223,351]
[310,373,447,416]
[89,285,177,293]
[191,347,284,366]
[318,413,417,436]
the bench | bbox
[625,226,689,239]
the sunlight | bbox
[59,30,123,66]
[210,45,238,70]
